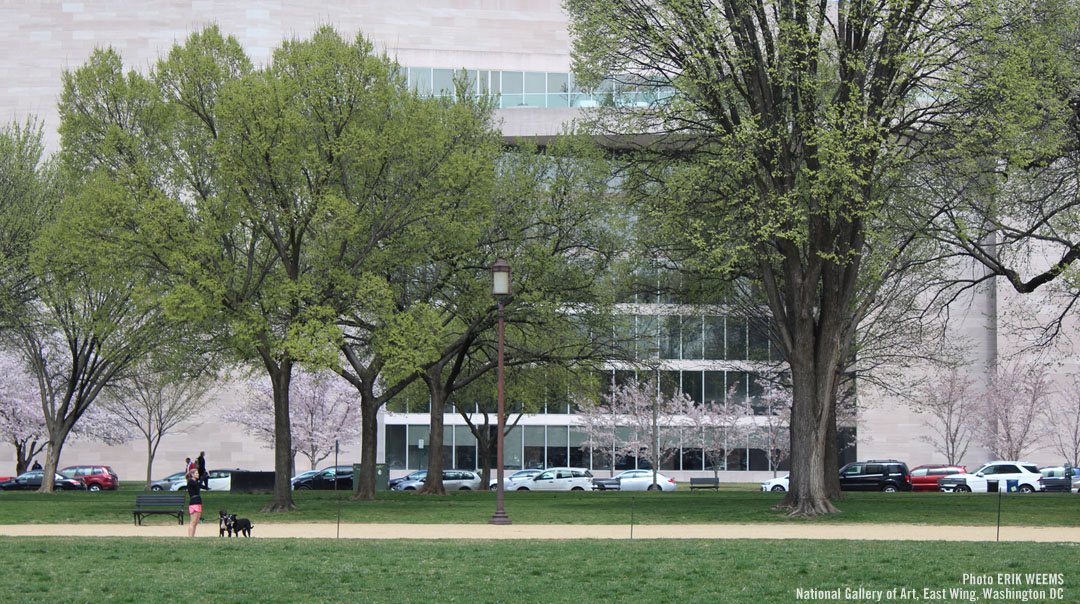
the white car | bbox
[515,467,593,491]
[761,475,790,492]
[937,461,1041,493]
[608,469,678,491]
[488,469,543,491]
[391,469,483,491]
[170,468,235,492]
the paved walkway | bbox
[1,522,1078,542]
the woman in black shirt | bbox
[186,470,202,537]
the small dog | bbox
[218,510,254,537]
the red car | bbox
[59,465,119,491]
[909,464,965,492]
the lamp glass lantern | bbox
[491,258,511,296]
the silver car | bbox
[391,469,483,491]
[149,471,186,491]
[609,469,678,491]
[488,469,543,491]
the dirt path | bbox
[1,522,1078,541]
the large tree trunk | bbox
[352,391,380,501]
[261,355,296,512]
[825,403,842,499]
[418,366,447,495]
[144,432,160,490]
[37,423,72,493]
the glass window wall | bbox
[524,425,545,470]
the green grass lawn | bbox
[1,481,1077,527]
[0,537,1074,603]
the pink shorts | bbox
[189,504,202,514]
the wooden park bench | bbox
[132,493,187,525]
[689,477,721,491]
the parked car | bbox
[838,460,912,492]
[761,475,790,492]
[389,470,427,490]
[937,461,1041,493]
[909,464,965,492]
[0,471,86,491]
[58,465,119,491]
[392,470,483,491]
[1038,466,1079,493]
[596,469,677,491]
[290,470,320,486]
[488,469,543,491]
[170,468,241,492]
[150,471,187,491]
[516,467,593,491]
[291,465,354,490]
[592,475,621,491]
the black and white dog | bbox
[218,510,254,537]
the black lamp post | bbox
[489,258,512,525]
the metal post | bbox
[490,298,511,525]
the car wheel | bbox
[151,485,162,492]
[88,484,101,492]
[955,485,971,493]
[882,484,898,493]
[771,485,786,492]
[647,484,660,491]
[572,486,584,491]
[1019,484,1035,494]
[404,486,415,491]
[296,485,311,491]
[460,487,471,491]
[516,487,530,491]
[489,484,497,491]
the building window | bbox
[682,370,703,404]
[726,317,747,360]
[547,425,569,468]
[503,424,523,470]
[454,425,477,470]
[386,425,406,470]
[569,428,589,467]
[524,425,545,470]
[683,315,703,360]
[704,316,724,360]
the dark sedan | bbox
[0,471,86,491]
[291,465,354,490]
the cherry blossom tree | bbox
[916,368,979,466]
[750,379,792,477]
[0,350,47,474]
[977,363,1052,461]
[227,369,362,473]
[1045,377,1080,468]
[680,384,752,480]
[577,378,691,488]
[101,365,212,488]
[1,348,133,476]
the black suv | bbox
[839,460,912,492]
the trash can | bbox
[1005,479,1019,493]
[374,463,390,491]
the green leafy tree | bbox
[914,0,1080,343]
[54,26,503,508]
[565,0,967,514]
[12,177,168,493]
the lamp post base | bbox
[488,511,512,525]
